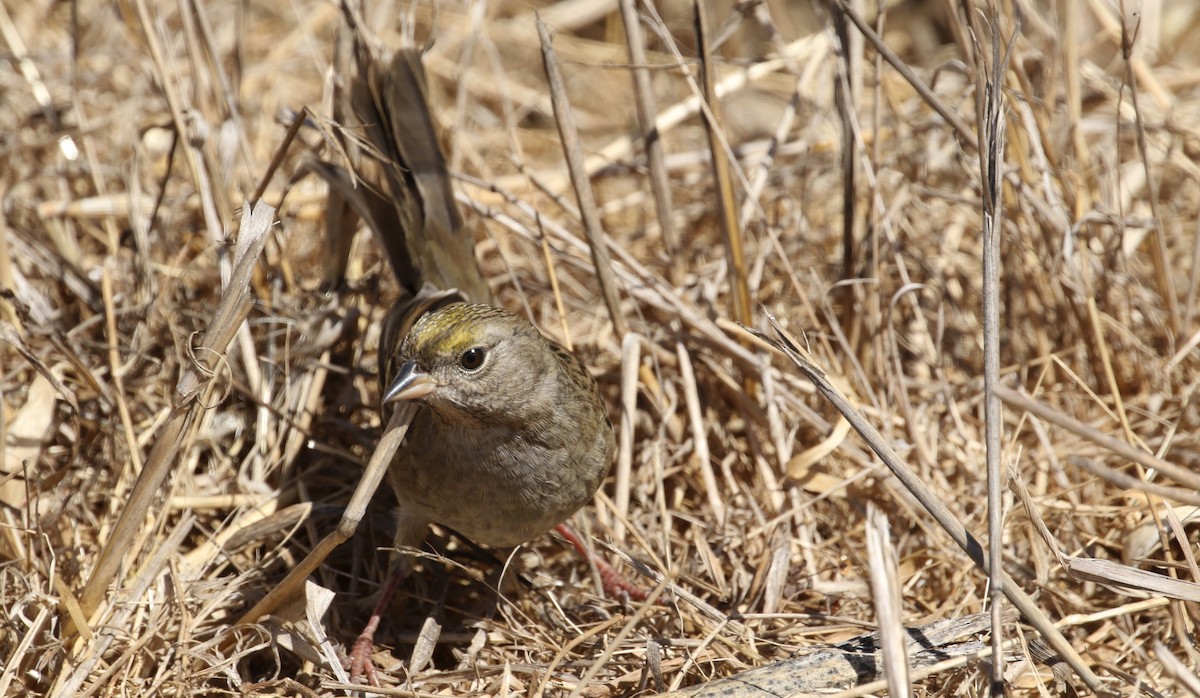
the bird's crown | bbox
[403,303,520,359]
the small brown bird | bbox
[381,303,613,550]
[315,20,626,685]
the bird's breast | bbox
[387,408,610,547]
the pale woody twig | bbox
[75,201,276,634]
[536,15,628,340]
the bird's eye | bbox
[460,346,487,370]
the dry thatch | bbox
[3,0,1200,696]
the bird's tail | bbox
[312,3,491,307]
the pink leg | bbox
[348,566,404,685]
[554,523,649,602]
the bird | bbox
[312,16,631,685]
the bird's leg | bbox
[348,564,404,686]
[554,523,648,602]
[350,514,429,685]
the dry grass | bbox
[3,0,1200,695]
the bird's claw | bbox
[348,631,380,686]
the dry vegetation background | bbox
[2,0,1200,696]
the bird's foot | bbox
[555,523,651,602]
[347,624,381,686]
[347,565,406,685]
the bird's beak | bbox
[383,360,437,403]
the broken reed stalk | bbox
[830,2,858,280]
[865,503,910,695]
[968,9,1014,690]
[692,0,751,329]
[74,201,275,634]
[535,14,628,340]
[617,0,681,287]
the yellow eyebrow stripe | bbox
[406,303,514,357]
